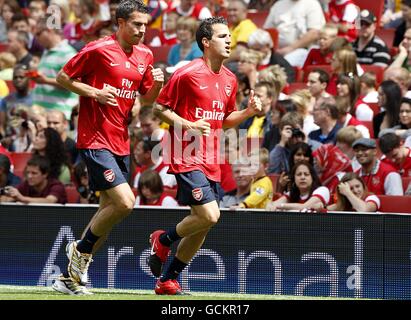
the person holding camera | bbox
[73,161,99,204]
[268,112,306,174]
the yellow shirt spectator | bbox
[247,115,265,138]
[229,19,257,49]
[0,79,9,98]
[243,176,273,209]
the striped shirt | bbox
[353,36,391,68]
[32,40,78,119]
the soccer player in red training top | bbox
[52,0,164,295]
[150,17,262,295]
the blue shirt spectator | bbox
[167,42,203,66]
[167,16,203,66]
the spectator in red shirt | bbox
[149,11,178,47]
[313,143,352,194]
[328,172,380,212]
[353,137,403,195]
[3,155,67,204]
[327,0,359,42]
[303,24,338,69]
[133,138,177,189]
[379,132,411,177]
[355,72,379,122]
[135,170,178,207]
[267,161,330,211]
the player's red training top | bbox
[63,34,154,155]
[157,58,237,182]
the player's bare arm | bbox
[31,71,66,88]
[153,103,211,136]
[223,89,262,128]
[140,65,164,105]
[56,70,118,106]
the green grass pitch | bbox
[0,285,351,300]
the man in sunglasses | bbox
[353,10,391,68]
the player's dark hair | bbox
[27,155,51,175]
[116,0,148,24]
[196,16,227,52]
[379,132,401,154]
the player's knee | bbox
[202,212,220,226]
[114,195,135,213]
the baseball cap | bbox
[166,60,191,74]
[352,138,377,149]
[360,10,377,24]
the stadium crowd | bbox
[0,0,411,213]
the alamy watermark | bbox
[149,125,263,176]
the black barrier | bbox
[0,205,410,299]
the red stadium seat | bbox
[268,174,280,193]
[284,82,308,94]
[402,177,411,190]
[10,152,32,175]
[148,45,172,64]
[5,80,15,94]
[0,43,8,53]
[247,10,269,28]
[65,186,80,203]
[375,28,395,48]
[302,65,332,82]
[379,195,411,213]
[245,137,263,152]
[13,169,24,179]
[143,28,160,46]
[354,0,384,27]
[293,66,303,82]
[164,187,177,199]
[360,65,384,85]
[366,102,380,116]
[390,47,399,57]
[264,28,279,49]
[361,121,374,138]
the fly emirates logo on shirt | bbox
[103,78,138,100]
[195,100,225,121]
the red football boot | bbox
[155,279,187,295]
[149,230,171,277]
